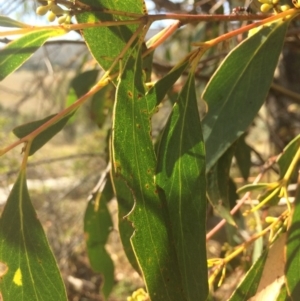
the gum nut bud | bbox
[272,0,279,4]
[51,4,65,15]
[58,15,67,24]
[261,3,273,12]
[47,11,56,22]
[280,4,291,10]
[36,5,49,15]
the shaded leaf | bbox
[207,145,236,226]
[156,72,208,300]
[13,112,75,156]
[235,134,252,181]
[84,178,114,299]
[0,15,30,28]
[112,44,186,300]
[0,171,67,301]
[0,29,65,81]
[228,250,268,301]
[142,49,153,83]
[202,20,290,171]
[285,175,300,301]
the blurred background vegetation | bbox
[1,0,300,300]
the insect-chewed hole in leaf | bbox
[0,262,8,277]
[137,94,143,100]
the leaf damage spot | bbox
[128,91,133,98]
[13,268,22,286]
[0,262,8,277]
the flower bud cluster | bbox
[36,1,72,24]
[258,0,290,13]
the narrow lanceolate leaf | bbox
[13,112,75,156]
[228,250,268,301]
[0,171,67,301]
[84,179,114,299]
[0,15,30,28]
[112,45,186,300]
[147,59,189,110]
[76,0,146,72]
[235,134,251,181]
[156,73,208,301]
[0,29,66,81]
[202,20,290,171]
[285,175,300,301]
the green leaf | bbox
[84,178,114,299]
[228,250,268,301]
[202,20,290,171]
[0,15,30,28]
[76,0,146,72]
[156,73,208,300]
[235,134,251,181]
[285,176,300,301]
[0,170,67,301]
[0,29,66,81]
[112,45,186,300]
[13,112,75,156]
[277,134,300,178]
[207,145,236,227]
